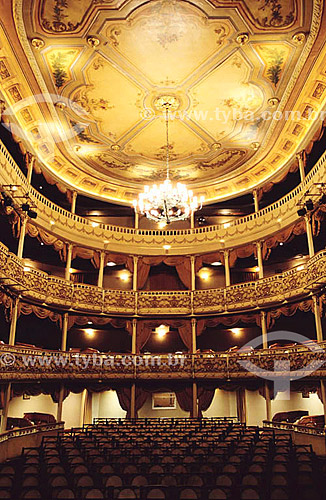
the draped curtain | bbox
[133,256,192,289]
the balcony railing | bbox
[1,343,326,380]
[1,140,325,255]
[0,241,325,315]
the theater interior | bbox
[1,0,326,498]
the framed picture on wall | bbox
[152,392,176,410]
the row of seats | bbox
[0,419,324,499]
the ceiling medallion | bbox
[211,143,222,151]
[133,104,203,224]
[153,95,180,112]
[251,142,260,150]
[111,144,121,151]
[292,33,306,45]
[236,33,249,45]
[31,38,45,50]
[55,101,67,110]
[87,36,101,48]
[268,97,280,107]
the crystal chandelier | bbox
[133,105,204,224]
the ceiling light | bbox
[40,242,44,246]
[120,271,130,281]
[279,242,284,246]
[199,268,210,281]
[163,244,171,250]
[133,105,203,224]
[84,328,96,338]
[24,266,31,272]
[158,221,167,229]
[69,268,74,274]
[107,261,116,267]
[297,265,305,271]
[92,222,99,228]
[50,220,55,225]
[87,321,92,325]
[211,261,222,266]
[277,218,282,223]
[223,222,231,229]
[254,266,260,273]
[230,328,242,336]
[155,324,169,339]
[11,186,18,192]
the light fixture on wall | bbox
[230,328,242,336]
[199,268,210,281]
[155,324,169,339]
[84,328,96,338]
[133,105,203,224]
[120,270,130,282]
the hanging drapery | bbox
[175,387,194,417]
[262,219,306,260]
[133,256,192,289]
[197,386,216,418]
[116,387,148,418]
[266,299,313,329]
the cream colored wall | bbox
[62,392,84,429]
[138,394,189,418]
[245,390,266,426]
[96,390,126,419]
[202,389,237,418]
[271,392,323,418]
[9,394,57,419]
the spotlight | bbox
[197,217,206,226]
[28,209,37,219]
[22,203,30,212]
[297,207,306,216]
[305,199,314,211]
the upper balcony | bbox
[0,240,325,316]
[1,140,325,256]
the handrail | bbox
[1,240,326,315]
[263,420,325,437]
[0,347,325,380]
[1,140,326,255]
[0,422,64,441]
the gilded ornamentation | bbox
[0,61,10,80]
[49,51,76,88]
[31,38,45,50]
[73,89,113,113]
[42,0,78,32]
[87,36,101,48]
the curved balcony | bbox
[1,141,325,256]
[0,343,325,381]
[0,241,325,315]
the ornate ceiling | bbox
[1,0,326,203]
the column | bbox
[296,151,305,182]
[9,298,19,346]
[190,256,196,291]
[256,241,264,279]
[57,313,69,423]
[25,152,35,184]
[71,191,77,215]
[132,319,137,354]
[97,251,105,288]
[0,383,11,434]
[79,389,87,427]
[305,214,315,257]
[253,189,259,212]
[319,381,326,428]
[134,212,139,230]
[224,250,231,287]
[130,384,136,419]
[133,256,138,292]
[65,244,73,281]
[313,296,323,343]
[17,217,27,259]
[192,382,198,419]
[261,311,268,350]
[191,318,197,353]
[265,384,272,422]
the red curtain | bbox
[198,386,215,418]
[116,387,148,418]
[136,257,191,289]
[175,387,193,417]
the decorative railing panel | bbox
[0,242,326,315]
[0,345,326,380]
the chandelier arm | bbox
[164,199,170,224]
